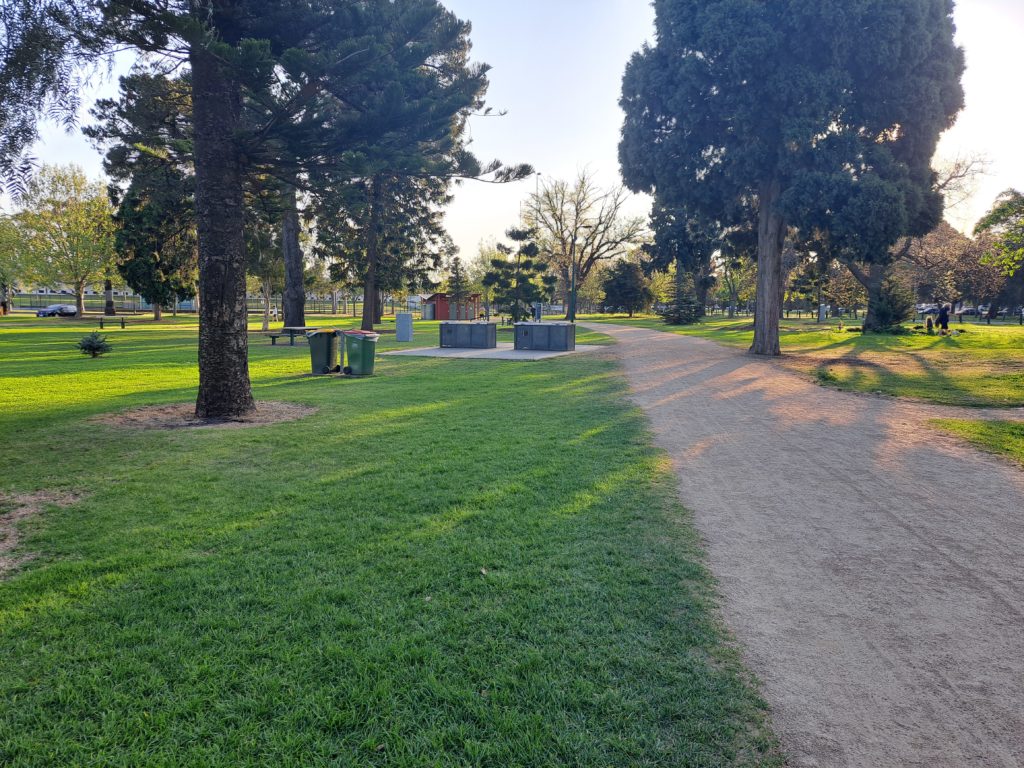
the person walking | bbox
[938,303,950,335]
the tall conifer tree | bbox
[621,0,964,352]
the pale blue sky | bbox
[19,1,1024,254]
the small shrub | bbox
[77,332,112,358]
[867,277,915,332]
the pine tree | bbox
[483,228,557,323]
[658,261,703,326]
[86,72,198,320]
[447,256,470,320]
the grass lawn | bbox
[581,313,1024,408]
[931,419,1024,468]
[0,314,780,767]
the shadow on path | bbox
[584,323,1024,768]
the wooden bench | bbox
[98,317,129,330]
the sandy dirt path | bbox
[584,323,1024,768]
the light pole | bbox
[568,254,578,322]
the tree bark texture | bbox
[190,40,255,419]
[846,261,886,332]
[74,283,85,318]
[153,303,163,321]
[281,183,305,328]
[360,177,383,332]
[751,179,786,356]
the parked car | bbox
[36,304,77,317]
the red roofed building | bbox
[423,292,482,321]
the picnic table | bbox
[270,326,320,346]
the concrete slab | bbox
[382,343,604,362]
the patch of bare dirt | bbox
[91,401,318,431]
[0,490,81,577]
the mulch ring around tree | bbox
[1,490,83,577]
[90,401,318,431]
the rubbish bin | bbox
[343,330,380,376]
[306,329,341,374]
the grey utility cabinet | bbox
[396,312,414,342]
[514,322,576,352]
[439,322,497,349]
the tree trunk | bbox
[693,271,709,319]
[567,259,579,322]
[750,179,786,355]
[190,34,255,419]
[331,290,338,314]
[361,177,383,332]
[374,288,383,324]
[154,303,163,321]
[847,261,886,332]
[75,284,85,318]
[261,280,272,331]
[104,278,116,316]
[281,183,305,328]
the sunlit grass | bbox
[0,314,780,767]
[932,419,1024,467]
[582,313,1024,407]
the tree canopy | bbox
[621,0,964,351]
[0,213,23,313]
[601,260,652,318]
[16,164,116,316]
[86,72,198,316]
[975,189,1024,277]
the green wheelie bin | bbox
[343,330,380,376]
[306,329,341,374]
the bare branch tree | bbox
[525,170,647,319]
